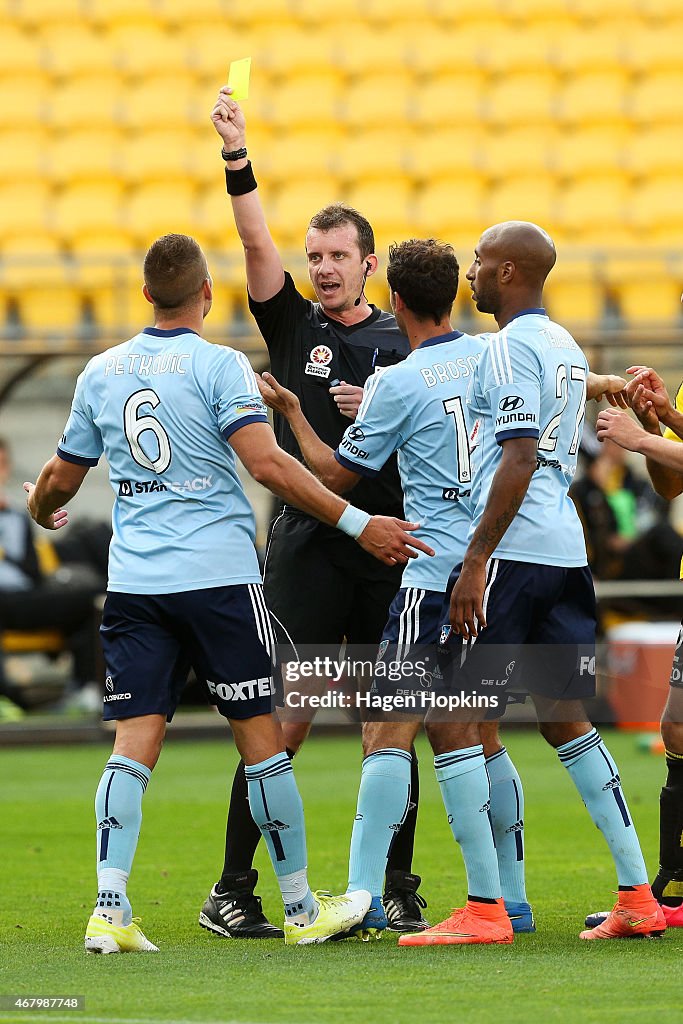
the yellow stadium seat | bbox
[107,24,189,78]
[260,130,339,184]
[51,183,125,245]
[340,73,413,130]
[268,176,343,247]
[630,176,683,240]
[222,0,294,24]
[625,127,683,177]
[431,0,502,21]
[414,73,484,127]
[408,26,486,74]
[483,27,555,74]
[120,75,196,130]
[0,183,51,238]
[122,130,195,185]
[14,0,83,27]
[158,0,228,26]
[622,25,682,73]
[553,26,628,74]
[409,127,484,184]
[40,25,113,78]
[48,74,123,130]
[195,182,274,247]
[626,0,680,17]
[333,24,409,76]
[343,180,415,242]
[569,0,640,18]
[68,248,140,334]
[558,71,628,127]
[503,0,571,18]
[485,72,557,127]
[603,255,683,326]
[50,130,122,185]
[335,129,416,185]
[0,75,48,129]
[184,25,258,79]
[544,266,605,327]
[0,24,42,74]
[557,176,630,242]
[631,73,683,125]
[0,130,43,183]
[2,231,61,265]
[257,27,337,76]
[552,127,628,180]
[413,179,486,241]
[362,0,432,23]
[84,0,159,29]
[480,128,556,181]
[192,125,270,186]
[264,74,343,129]
[484,177,558,231]
[125,183,197,246]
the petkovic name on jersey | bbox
[118,475,213,496]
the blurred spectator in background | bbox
[0,437,107,713]
[571,429,683,617]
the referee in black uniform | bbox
[198,87,428,938]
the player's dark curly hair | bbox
[143,234,209,311]
[387,239,459,325]
[308,204,375,260]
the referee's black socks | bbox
[385,746,420,877]
[653,750,683,907]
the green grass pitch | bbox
[1,729,681,1024]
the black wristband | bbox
[225,160,257,196]
[221,145,248,161]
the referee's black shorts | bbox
[263,509,402,649]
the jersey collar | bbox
[143,327,200,337]
[506,307,547,324]
[417,330,464,349]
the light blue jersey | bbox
[57,327,269,594]
[335,330,486,592]
[467,308,588,568]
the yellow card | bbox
[228,58,251,101]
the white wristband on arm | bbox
[336,504,372,538]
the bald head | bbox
[466,221,557,325]
[480,221,556,285]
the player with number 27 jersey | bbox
[467,308,588,567]
[57,327,268,594]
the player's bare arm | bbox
[597,408,683,476]
[586,372,627,407]
[449,437,537,639]
[211,87,284,302]
[258,371,359,492]
[23,455,89,530]
[228,421,433,566]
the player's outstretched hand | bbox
[625,365,673,426]
[22,482,69,531]
[357,517,435,566]
[595,409,646,452]
[210,86,246,150]
[587,373,628,407]
[449,561,487,639]
[329,382,364,420]
[257,372,301,418]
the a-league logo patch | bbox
[439,625,452,647]
[310,345,333,365]
[377,639,389,661]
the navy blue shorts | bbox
[438,559,597,710]
[370,587,447,710]
[100,584,278,722]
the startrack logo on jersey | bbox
[442,487,471,503]
[206,677,275,701]
[235,402,266,415]
[118,476,214,496]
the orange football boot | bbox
[398,897,513,946]
[580,884,666,940]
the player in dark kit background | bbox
[203,86,428,937]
